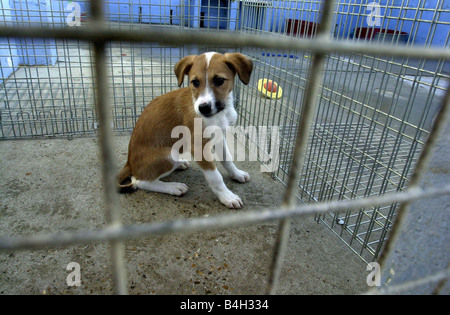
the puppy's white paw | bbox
[218,190,243,209]
[231,170,250,183]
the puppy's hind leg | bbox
[136,179,188,196]
[133,148,189,196]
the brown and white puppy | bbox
[118,52,253,209]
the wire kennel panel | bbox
[0,40,185,139]
[0,1,242,139]
[236,0,449,262]
[0,45,182,139]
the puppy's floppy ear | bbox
[174,55,196,87]
[224,53,253,85]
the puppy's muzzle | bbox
[198,101,226,117]
[199,102,213,117]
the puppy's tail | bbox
[117,163,137,193]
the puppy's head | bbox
[174,52,253,118]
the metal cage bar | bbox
[90,0,128,296]
[266,0,337,295]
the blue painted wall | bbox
[200,0,228,29]
[106,0,143,23]
[12,0,58,66]
[0,0,75,84]
[185,0,198,27]
[0,0,20,85]
[104,0,182,25]
[376,0,449,46]
[10,0,446,44]
[335,0,449,45]
[237,0,322,33]
[1,0,449,86]
[103,0,236,28]
[242,0,449,45]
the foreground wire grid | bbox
[0,0,449,294]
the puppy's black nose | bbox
[199,103,212,116]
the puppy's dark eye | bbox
[191,79,200,88]
[213,77,225,87]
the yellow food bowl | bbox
[258,79,283,99]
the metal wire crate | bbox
[236,0,448,262]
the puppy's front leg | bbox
[198,161,243,209]
[220,136,250,183]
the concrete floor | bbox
[379,108,450,294]
[0,134,368,295]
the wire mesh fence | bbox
[0,0,449,294]
[235,0,449,263]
